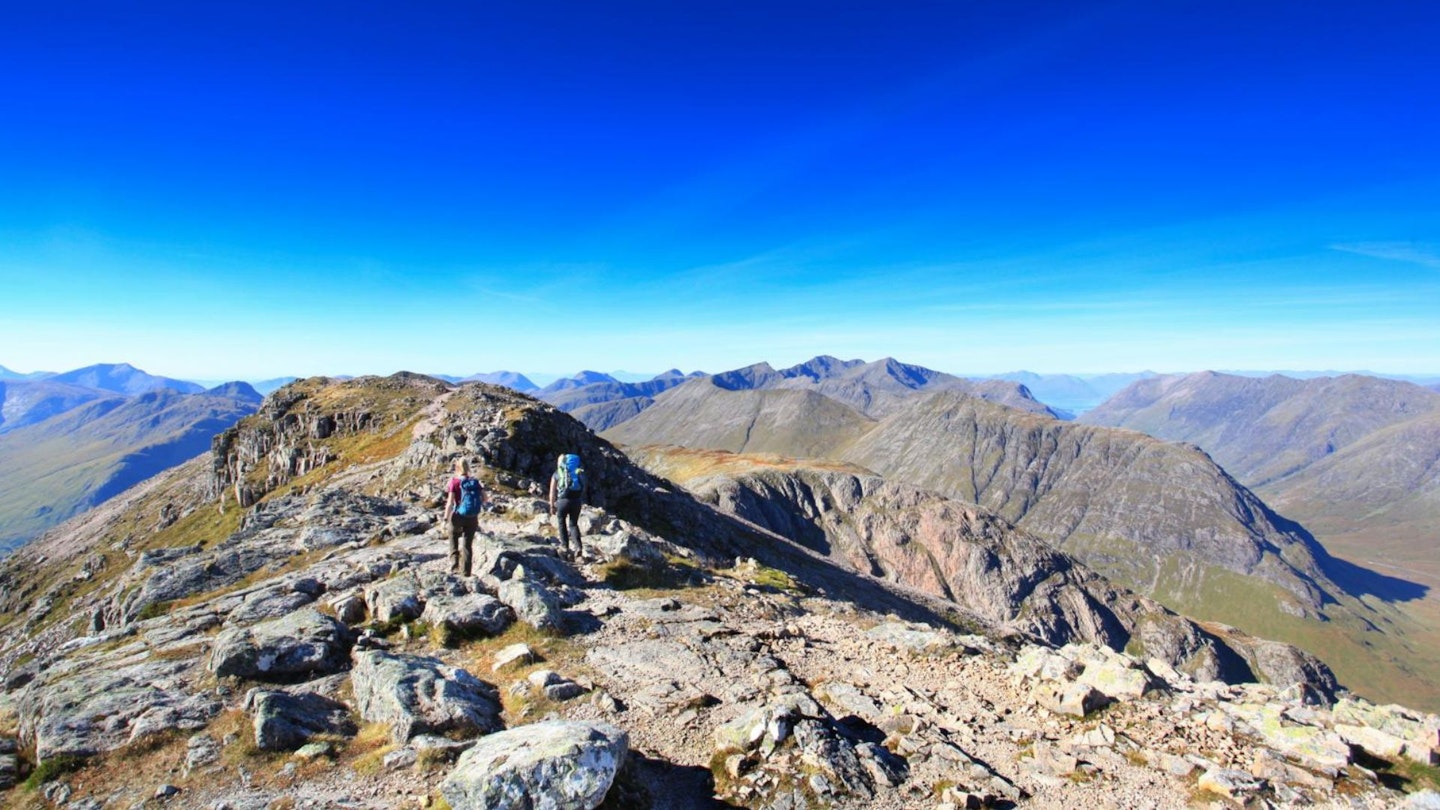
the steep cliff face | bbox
[840,392,1336,616]
[633,449,1333,691]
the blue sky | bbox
[2,1,1438,381]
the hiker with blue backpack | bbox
[444,458,486,576]
[549,453,587,561]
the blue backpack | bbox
[456,476,483,517]
[557,454,585,495]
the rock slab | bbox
[440,720,628,810]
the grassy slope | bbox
[0,391,256,552]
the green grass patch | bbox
[21,754,87,790]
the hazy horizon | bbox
[3,3,1437,379]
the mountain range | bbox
[0,374,1433,808]
[1079,372,1440,575]
[602,359,1440,710]
[0,367,262,555]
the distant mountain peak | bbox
[49,363,204,396]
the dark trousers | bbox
[450,514,478,576]
[555,497,582,554]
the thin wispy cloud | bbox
[1330,242,1440,270]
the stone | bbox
[497,577,564,632]
[865,621,953,653]
[154,784,181,799]
[1333,698,1440,766]
[22,658,222,762]
[1198,768,1265,801]
[528,669,588,701]
[246,690,356,752]
[492,643,537,672]
[383,747,419,771]
[294,741,333,760]
[209,607,352,681]
[351,650,503,743]
[1077,657,1155,701]
[365,574,425,624]
[183,734,221,777]
[421,593,514,638]
[0,738,15,790]
[440,721,628,810]
[330,593,368,625]
[225,584,316,626]
[1405,791,1440,810]
[1012,646,1084,682]
[1032,681,1109,718]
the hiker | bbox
[444,458,485,576]
[549,453,586,560]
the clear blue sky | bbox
[2,1,1438,381]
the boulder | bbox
[1032,681,1109,718]
[245,690,356,752]
[527,670,588,702]
[1198,768,1266,801]
[492,643,537,672]
[209,607,352,681]
[350,650,502,743]
[440,721,628,810]
[421,593,515,638]
[498,576,564,632]
[1333,698,1440,766]
[365,574,425,624]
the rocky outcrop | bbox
[209,607,352,681]
[675,461,1334,694]
[245,689,357,752]
[440,721,628,810]
[350,650,503,744]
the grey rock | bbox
[1032,680,1110,718]
[365,573,425,624]
[1405,791,1440,810]
[491,643,537,672]
[497,576,563,632]
[1198,768,1266,800]
[245,690,356,751]
[225,584,316,626]
[421,593,515,638]
[293,741,333,760]
[329,593,368,625]
[155,783,181,799]
[440,720,628,810]
[209,607,352,680]
[350,650,502,743]
[184,734,221,777]
[383,747,419,771]
[0,743,15,790]
[22,658,221,762]
[528,670,589,701]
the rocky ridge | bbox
[0,375,1435,808]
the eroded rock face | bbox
[209,607,352,681]
[440,721,628,810]
[350,650,503,744]
[19,656,220,763]
[687,465,1335,695]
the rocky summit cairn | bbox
[0,374,1435,807]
